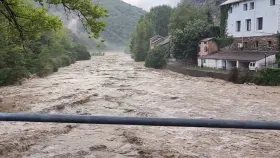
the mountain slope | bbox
[95,0,146,47]
[48,0,146,51]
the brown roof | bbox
[199,51,277,62]
[156,36,171,46]
[150,35,163,41]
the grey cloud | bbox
[122,0,180,10]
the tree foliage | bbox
[0,0,106,86]
[0,28,91,85]
[147,5,172,37]
[0,0,108,40]
[171,20,213,59]
[129,5,172,61]
[131,18,155,61]
[128,1,222,64]
[169,3,220,61]
[169,3,208,32]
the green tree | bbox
[169,3,207,32]
[0,0,108,39]
[147,5,172,36]
[131,19,155,61]
[171,20,212,60]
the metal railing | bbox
[1,113,280,130]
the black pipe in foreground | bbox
[0,113,280,130]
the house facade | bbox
[198,0,278,71]
[224,0,279,38]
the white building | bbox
[197,0,278,70]
[198,51,277,71]
[222,0,280,37]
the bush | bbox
[0,67,28,86]
[35,61,54,77]
[259,68,280,86]
[66,51,77,64]
[75,44,91,61]
[145,47,166,69]
[229,68,280,86]
[60,55,72,67]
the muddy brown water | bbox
[1,53,280,158]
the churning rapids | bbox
[1,53,280,158]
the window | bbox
[268,41,272,47]
[204,46,208,52]
[250,2,254,10]
[202,59,206,64]
[255,41,259,48]
[257,17,263,30]
[271,0,276,6]
[236,21,241,32]
[246,19,251,31]
[244,3,248,10]
[229,7,232,13]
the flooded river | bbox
[1,53,280,158]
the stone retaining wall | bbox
[167,62,230,81]
[222,35,278,51]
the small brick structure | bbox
[224,35,278,51]
[199,37,219,56]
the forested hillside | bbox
[96,0,146,47]
[49,0,146,51]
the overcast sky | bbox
[122,0,180,10]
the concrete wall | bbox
[167,63,230,81]
[227,0,279,37]
[256,54,276,68]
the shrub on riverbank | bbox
[145,47,166,69]
[75,44,91,60]
[0,30,91,86]
[230,68,280,86]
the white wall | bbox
[217,60,224,69]
[226,0,279,37]
[198,58,202,67]
[198,59,225,69]
[204,59,216,68]
[256,54,276,68]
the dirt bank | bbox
[1,53,280,158]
